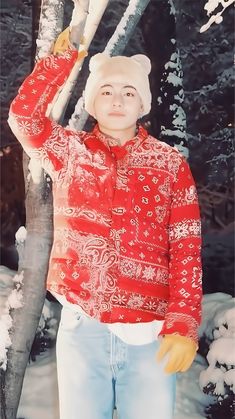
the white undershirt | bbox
[52,292,164,345]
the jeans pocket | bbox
[60,307,83,331]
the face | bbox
[93,82,143,143]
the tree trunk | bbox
[1,158,53,419]
[0,1,65,417]
[35,0,65,61]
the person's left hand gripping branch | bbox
[53,26,87,61]
[156,334,198,374]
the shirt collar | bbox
[92,124,148,160]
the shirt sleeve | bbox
[159,155,203,343]
[8,49,79,179]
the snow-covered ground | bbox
[17,348,60,419]
[1,265,234,419]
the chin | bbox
[108,119,136,129]
[103,123,128,130]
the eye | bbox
[101,90,112,96]
[124,91,135,97]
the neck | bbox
[97,124,137,145]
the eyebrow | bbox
[100,84,137,90]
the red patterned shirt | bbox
[8,49,202,342]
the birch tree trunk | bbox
[0,2,65,417]
[51,0,109,123]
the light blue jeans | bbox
[56,307,176,419]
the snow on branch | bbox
[0,271,24,371]
[104,0,150,54]
[200,0,235,33]
[0,228,27,371]
[36,0,65,60]
[158,47,188,157]
[168,0,176,15]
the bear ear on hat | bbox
[131,54,151,75]
[89,52,110,73]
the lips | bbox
[108,112,125,117]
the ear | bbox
[89,53,110,73]
[138,102,144,119]
[132,54,151,75]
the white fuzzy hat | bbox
[84,53,152,118]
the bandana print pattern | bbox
[9,49,202,342]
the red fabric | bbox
[8,49,202,342]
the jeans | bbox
[56,307,176,419]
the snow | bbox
[167,72,183,87]
[0,313,13,371]
[7,287,23,309]
[224,369,235,387]
[198,293,235,402]
[204,0,233,15]
[168,0,176,16]
[158,48,187,157]
[15,226,27,243]
[200,364,235,395]
[199,292,234,340]
[165,53,178,69]
[17,349,60,419]
[105,0,143,54]
[200,0,235,33]
[161,127,186,139]
[36,0,64,59]
[68,96,85,131]
[216,306,235,336]
[174,354,215,418]
[170,104,186,128]
[28,158,43,184]
[207,338,235,365]
[0,269,24,370]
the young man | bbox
[8,28,202,419]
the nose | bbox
[112,93,123,108]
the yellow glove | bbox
[53,27,71,55]
[156,334,198,374]
[52,27,87,61]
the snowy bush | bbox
[199,293,235,418]
[0,265,59,367]
[29,299,59,362]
